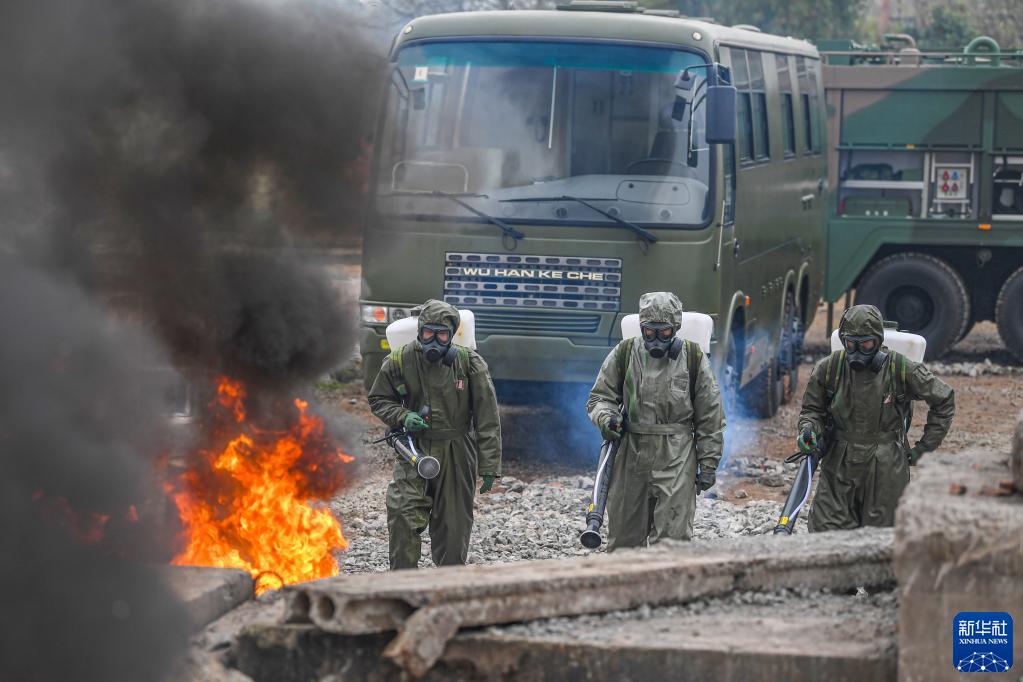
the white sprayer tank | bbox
[620,312,714,353]
[385,309,477,352]
[829,328,926,363]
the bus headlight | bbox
[361,305,389,325]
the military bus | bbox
[819,36,1023,360]
[359,1,828,418]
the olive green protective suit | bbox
[368,300,502,569]
[587,292,725,550]
[800,305,955,531]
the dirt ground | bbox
[321,304,1022,506]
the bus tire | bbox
[855,252,969,360]
[742,359,780,419]
[778,291,801,404]
[996,266,1023,363]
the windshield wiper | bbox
[381,190,524,242]
[501,195,657,244]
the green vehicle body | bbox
[359,4,828,416]
[819,38,1023,359]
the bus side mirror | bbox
[705,85,737,144]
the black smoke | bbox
[0,0,384,679]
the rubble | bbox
[162,566,254,630]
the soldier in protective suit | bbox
[368,300,502,569]
[587,292,725,550]
[800,304,955,531]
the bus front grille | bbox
[472,309,602,335]
[443,252,621,312]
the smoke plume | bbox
[0,0,384,678]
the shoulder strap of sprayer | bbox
[823,350,845,400]
[615,337,701,406]
[389,343,471,399]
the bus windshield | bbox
[376,40,713,229]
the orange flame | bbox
[172,377,351,593]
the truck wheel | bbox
[855,253,970,359]
[778,291,801,405]
[742,358,780,419]
[996,266,1023,363]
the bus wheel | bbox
[855,253,970,360]
[778,291,801,404]
[722,330,742,421]
[742,359,780,419]
[996,266,1023,363]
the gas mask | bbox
[843,334,885,372]
[418,324,457,365]
[641,322,684,360]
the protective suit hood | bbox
[416,299,460,335]
[639,292,684,330]
[839,304,885,371]
[838,305,884,341]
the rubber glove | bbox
[479,474,496,494]
[696,469,716,493]
[907,445,926,466]
[797,429,817,454]
[599,413,623,441]
[403,411,428,432]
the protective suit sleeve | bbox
[906,361,955,453]
[692,353,725,469]
[587,341,627,428]
[367,355,409,429]
[797,357,831,437]
[469,351,503,477]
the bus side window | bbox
[777,55,796,157]
[796,57,822,155]
[731,49,755,164]
[748,51,770,161]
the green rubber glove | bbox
[403,412,428,432]
[907,445,925,466]
[599,413,623,441]
[696,469,716,493]
[479,474,496,494]
[797,429,817,454]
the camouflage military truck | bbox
[359,1,828,418]
[820,35,1023,360]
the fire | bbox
[172,377,352,593]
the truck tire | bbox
[855,253,970,359]
[742,358,781,419]
[996,266,1023,363]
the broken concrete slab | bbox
[234,589,897,682]
[161,565,254,630]
[1013,410,1022,493]
[895,449,1023,682]
[285,528,893,676]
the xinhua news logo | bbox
[953,612,1013,673]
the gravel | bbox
[331,461,804,573]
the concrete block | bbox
[1013,410,1023,494]
[895,449,1023,682]
[285,529,892,677]
[161,565,254,630]
[234,590,897,682]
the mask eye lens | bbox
[658,327,674,340]
[435,330,451,344]
[860,338,876,352]
[420,328,435,342]
[642,327,657,341]
[845,339,857,352]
